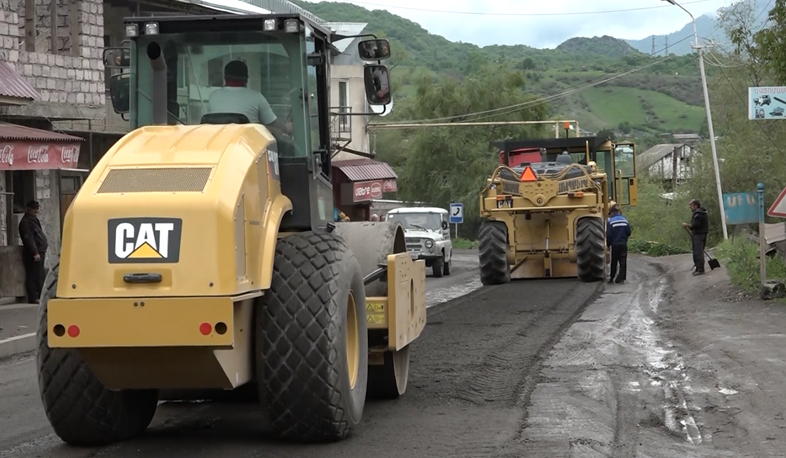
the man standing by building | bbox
[682,198,709,276]
[18,200,48,303]
[607,206,632,284]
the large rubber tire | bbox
[36,263,159,446]
[256,231,369,442]
[478,220,510,285]
[443,251,451,276]
[576,217,606,282]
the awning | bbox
[333,158,398,204]
[334,158,397,181]
[0,61,39,105]
[0,124,84,171]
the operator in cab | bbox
[208,60,293,137]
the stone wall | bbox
[0,0,105,120]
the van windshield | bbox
[387,213,442,231]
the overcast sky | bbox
[331,0,734,48]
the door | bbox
[59,174,83,236]
[612,142,638,206]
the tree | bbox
[521,57,535,70]
[751,0,786,83]
[394,63,551,236]
[597,128,616,140]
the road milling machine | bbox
[36,13,427,446]
[478,136,638,284]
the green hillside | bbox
[292,0,718,137]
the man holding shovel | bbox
[682,199,709,276]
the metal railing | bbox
[331,106,352,137]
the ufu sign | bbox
[0,142,81,170]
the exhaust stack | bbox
[147,41,167,125]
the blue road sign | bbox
[723,192,759,225]
[749,87,786,120]
[449,203,464,224]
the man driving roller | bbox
[208,60,293,137]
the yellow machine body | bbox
[46,123,427,390]
[480,162,609,279]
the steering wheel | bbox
[275,132,303,158]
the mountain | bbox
[557,36,641,59]
[289,0,729,138]
[625,0,774,56]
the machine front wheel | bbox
[36,264,159,446]
[256,231,369,442]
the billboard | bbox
[749,87,786,120]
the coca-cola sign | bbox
[0,141,81,170]
[0,145,13,166]
[352,179,397,203]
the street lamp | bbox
[663,0,728,240]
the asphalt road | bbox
[0,249,603,458]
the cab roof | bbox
[492,136,612,153]
[124,12,334,39]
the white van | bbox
[386,207,452,277]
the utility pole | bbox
[665,35,669,55]
[663,0,728,239]
[652,36,656,55]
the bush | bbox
[715,239,786,293]
[629,239,691,256]
[623,179,693,252]
[453,237,478,249]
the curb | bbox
[0,333,36,361]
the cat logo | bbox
[107,218,182,263]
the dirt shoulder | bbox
[657,253,786,457]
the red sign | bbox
[0,141,82,170]
[352,179,397,202]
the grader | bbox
[36,13,426,446]
[478,136,637,284]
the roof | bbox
[0,124,83,142]
[333,158,398,181]
[327,22,368,53]
[388,207,448,214]
[638,143,686,170]
[0,61,39,101]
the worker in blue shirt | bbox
[607,206,632,284]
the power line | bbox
[342,0,717,17]
[378,35,695,125]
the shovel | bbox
[683,226,721,270]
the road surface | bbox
[0,250,603,457]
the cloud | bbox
[333,0,733,48]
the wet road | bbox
[0,250,603,458]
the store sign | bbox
[0,142,81,170]
[352,179,397,202]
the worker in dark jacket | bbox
[18,200,49,303]
[682,198,709,275]
[607,206,632,284]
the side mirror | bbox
[363,65,391,106]
[441,220,448,230]
[108,73,130,114]
[103,47,131,68]
[358,38,390,61]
